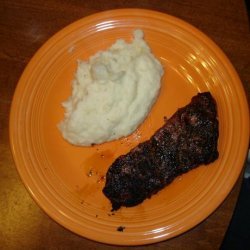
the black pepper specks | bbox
[117,226,125,232]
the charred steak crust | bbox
[103,92,219,211]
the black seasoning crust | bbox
[103,92,219,211]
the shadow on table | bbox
[220,150,250,249]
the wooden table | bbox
[0,0,249,249]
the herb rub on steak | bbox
[103,92,219,211]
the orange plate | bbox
[10,9,249,245]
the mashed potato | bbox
[58,30,164,146]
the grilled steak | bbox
[103,92,219,211]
